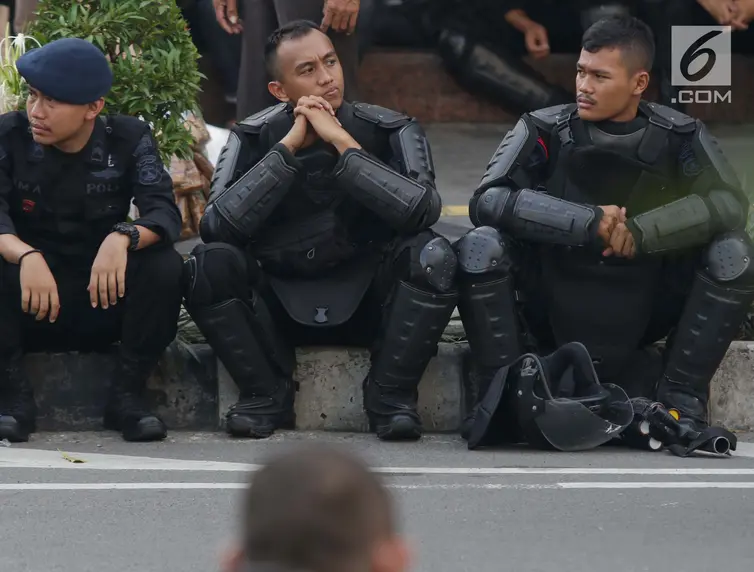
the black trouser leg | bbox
[658,232,754,426]
[364,231,458,441]
[102,245,184,441]
[183,243,296,438]
[0,246,182,442]
[453,227,524,436]
[0,253,131,442]
[0,257,35,442]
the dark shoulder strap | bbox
[238,102,289,134]
[551,103,590,148]
[352,102,411,129]
[635,101,695,164]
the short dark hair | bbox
[242,444,396,572]
[581,15,655,73]
[264,19,321,79]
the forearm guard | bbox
[333,148,430,231]
[627,190,746,254]
[476,186,599,246]
[201,147,298,243]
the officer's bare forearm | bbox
[133,225,161,249]
[332,133,362,155]
[0,234,39,264]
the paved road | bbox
[3,432,754,572]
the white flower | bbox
[0,30,41,63]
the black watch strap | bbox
[112,223,139,251]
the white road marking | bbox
[732,442,754,458]
[3,447,754,474]
[1,481,754,492]
[0,449,257,471]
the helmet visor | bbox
[534,384,633,451]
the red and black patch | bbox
[21,199,35,213]
[536,136,549,160]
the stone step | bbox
[19,340,754,434]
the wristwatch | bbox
[111,222,140,251]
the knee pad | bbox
[183,242,248,307]
[703,230,754,288]
[417,236,457,293]
[454,226,510,275]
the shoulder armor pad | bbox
[352,102,411,129]
[645,102,696,131]
[238,102,288,133]
[0,111,28,137]
[529,103,577,126]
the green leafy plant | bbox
[27,0,203,162]
[0,25,41,113]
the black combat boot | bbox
[453,228,524,439]
[366,281,458,441]
[103,350,167,442]
[0,351,36,442]
[658,247,754,431]
[226,377,297,439]
[186,298,298,439]
[363,374,423,441]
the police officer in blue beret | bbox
[0,38,184,443]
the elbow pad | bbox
[211,148,298,240]
[477,187,598,246]
[629,191,746,254]
[334,149,429,230]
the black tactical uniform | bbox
[0,111,185,442]
[184,101,458,441]
[0,38,184,443]
[455,100,754,432]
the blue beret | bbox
[17,38,113,104]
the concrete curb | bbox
[710,341,754,431]
[216,340,754,433]
[21,340,754,433]
[217,343,467,432]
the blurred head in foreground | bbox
[224,444,410,572]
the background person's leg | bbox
[236,0,280,119]
[12,0,37,33]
